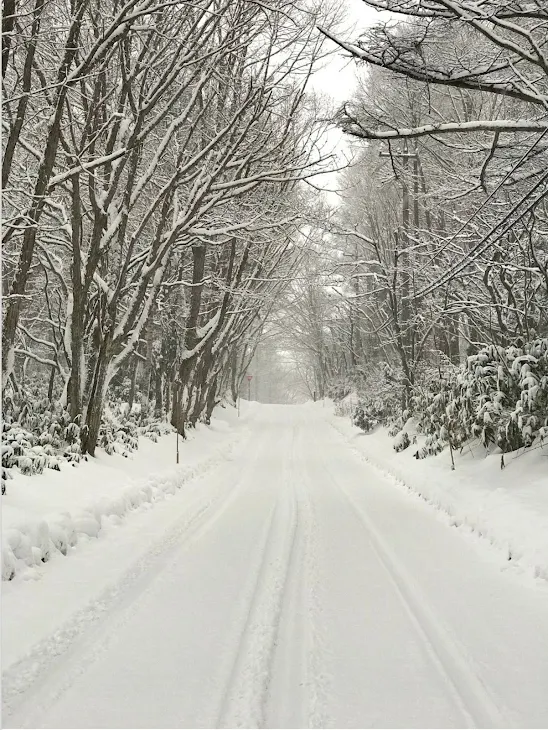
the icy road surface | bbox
[3,405,548,728]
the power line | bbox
[416,165,548,298]
[415,126,548,280]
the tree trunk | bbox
[82,328,112,456]
[2,0,16,79]
[164,377,171,418]
[2,3,87,387]
[47,365,56,402]
[204,378,218,425]
[154,369,163,417]
[128,356,138,413]
[69,174,84,420]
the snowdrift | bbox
[2,405,254,581]
[328,405,548,582]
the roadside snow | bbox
[2,404,253,582]
[326,403,548,582]
[4,404,548,729]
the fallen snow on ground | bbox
[326,401,548,582]
[2,403,253,582]
[3,404,548,729]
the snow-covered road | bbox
[3,405,548,728]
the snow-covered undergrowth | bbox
[338,340,548,462]
[2,404,251,581]
[327,404,548,582]
[1,388,171,496]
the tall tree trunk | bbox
[82,328,112,456]
[164,377,171,418]
[47,365,56,402]
[204,377,218,425]
[128,356,138,413]
[2,0,45,184]
[69,173,84,420]
[154,369,163,417]
[2,1,88,387]
[2,0,16,78]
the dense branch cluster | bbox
[306,0,548,458]
[2,0,333,477]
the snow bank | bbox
[326,405,548,582]
[2,406,251,581]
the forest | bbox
[2,0,548,490]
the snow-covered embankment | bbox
[326,403,548,582]
[2,404,253,582]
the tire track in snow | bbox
[264,414,330,730]
[215,424,302,729]
[3,427,269,728]
[320,454,506,729]
[293,410,332,729]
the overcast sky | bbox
[310,0,379,103]
[307,0,391,204]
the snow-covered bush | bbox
[411,339,548,460]
[353,403,377,432]
[98,408,139,457]
[1,372,171,484]
[1,381,85,479]
[1,422,62,477]
[327,378,353,403]
[139,419,173,443]
[344,339,548,464]
[2,466,12,495]
[393,430,410,452]
[351,363,405,432]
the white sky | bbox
[306,0,392,205]
[310,0,380,103]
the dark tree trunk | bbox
[82,328,112,456]
[154,369,163,417]
[2,0,16,79]
[128,356,138,413]
[164,377,171,417]
[69,174,84,420]
[2,3,87,386]
[204,378,218,425]
[47,365,56,402]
